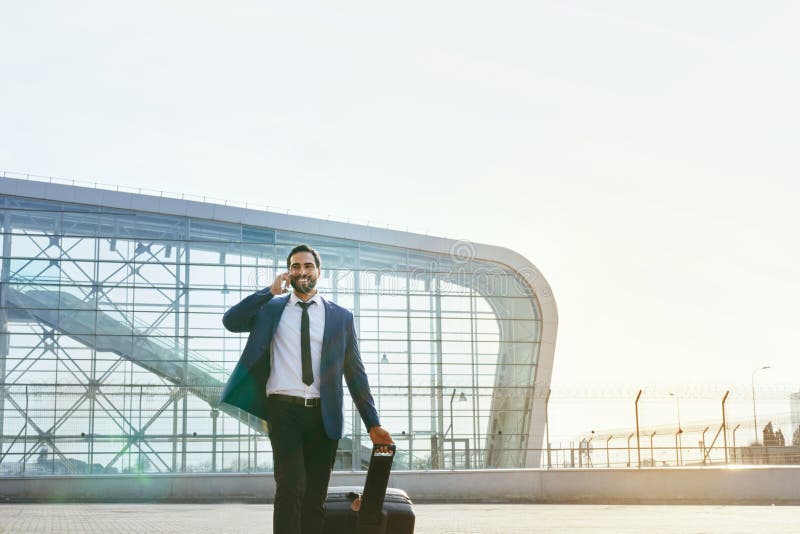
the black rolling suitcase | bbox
[323,444,415,534]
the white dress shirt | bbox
[266,291,326,399]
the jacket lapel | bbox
[264,294,289,350]
[269,293,292,336]
[321,297,335,361]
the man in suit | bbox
[220,244,393,534]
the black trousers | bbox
[266,396,339,534]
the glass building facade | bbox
[0,177,556,476]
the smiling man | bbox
[220,244,393,534]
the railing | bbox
[7,279,227,381]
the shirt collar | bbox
[290,292,323,306]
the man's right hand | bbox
[269,272,291,295]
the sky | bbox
[2,2,799,440]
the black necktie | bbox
[298,301,314,386]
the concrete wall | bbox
[2,468,800,505]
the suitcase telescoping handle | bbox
[357,444,396,532]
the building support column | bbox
[180,245,191,472]
[0,213,12,458]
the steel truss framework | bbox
[0,186,549,476]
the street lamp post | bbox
[721,390,730,465]
[634,390,642,468]
[732,423,741,463]
[545,389,551,469]
[650,431,656,466]
[447,389,456,468]
[626,433,634,467]
[701,426,709,465]
[751,365,771,444]
[669,392,682,432]
[446,389,467,469]
[669,393,683,466]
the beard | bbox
[290,275,317,294]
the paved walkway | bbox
[0,503,798,533]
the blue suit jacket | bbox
[219,288,380,440]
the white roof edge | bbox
[0,176,557,319]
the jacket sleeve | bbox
[343,312,381,431]
[222,288,274,333]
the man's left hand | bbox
[369,426,394,454]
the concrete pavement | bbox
[0,503,798,533]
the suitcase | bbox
[323,444,415,534]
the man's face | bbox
[288,251,320,294]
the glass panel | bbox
[0,192,542,476]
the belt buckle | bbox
[304,398,315,408]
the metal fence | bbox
[3,382,800,476]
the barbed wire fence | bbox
[541,382,800,469]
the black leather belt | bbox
[268,394,320,408]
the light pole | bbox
[446,389,467,468]
[751,365,771,444]
[650,431,656,467]
[669,392,682,466]
[626,433,634,467]
[701,426,709,465]
[634,390,643,468]
[545,389,551,469]
[721,390,730,465]
[732,423,741,463]
[669,392,682,433]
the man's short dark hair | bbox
[286,244,321,270]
